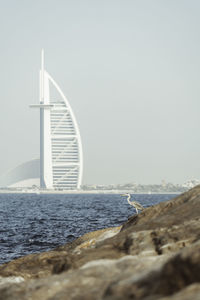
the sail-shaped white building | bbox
[31,50,83,190]
[0,51,83,190]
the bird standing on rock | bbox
[121,193,144,214]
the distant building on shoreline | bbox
[0,51,83,190]
[81,179,200,193]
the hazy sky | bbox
[0,0,200,184]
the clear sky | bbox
[0,0,200,185]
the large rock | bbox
[0,186,200,299]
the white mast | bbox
[40,49,44,103]
[31,49,53,189]
[40,49,45,187]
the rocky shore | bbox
[0,186,200,299]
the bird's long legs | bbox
[136,208,138,214]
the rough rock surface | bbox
[0,186,200,299]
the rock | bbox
[0,276,24,286]
[0,186,200,299]
[103,242,200,300]
[159,284,200,300]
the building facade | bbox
[31,50,83,190]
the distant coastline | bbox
[0,179,198,194]
[0,189,181,195]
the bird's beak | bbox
[121,194,126,196]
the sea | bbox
[0,193,177,264]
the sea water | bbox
[0,193,177,264]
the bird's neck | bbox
[127,195,131,204]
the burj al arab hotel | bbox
[0,51,83,190]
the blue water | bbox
[0,193,177,264]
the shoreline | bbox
[0,190,181,195]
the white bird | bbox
[121,193,144,214]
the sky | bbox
[0,0,200,185]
